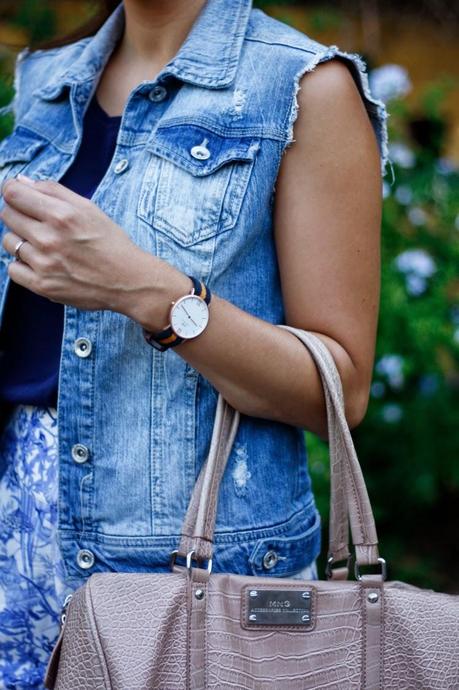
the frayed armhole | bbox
[286,45,392,180]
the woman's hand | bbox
[0,174,151,312]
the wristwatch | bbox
[142,275,212,351]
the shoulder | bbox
[290,57,386,179]
[295,57,369,117]
[244,10,389,176]
[287,58,382,172]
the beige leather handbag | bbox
[45,326,459,690]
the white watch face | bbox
[170,294,209,339]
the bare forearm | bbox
[122,252,366,438]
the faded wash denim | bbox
[0,0,389,581]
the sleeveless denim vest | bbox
[0,0,389,580]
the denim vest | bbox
[0,0,389,580]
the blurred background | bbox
[0,0,458,593]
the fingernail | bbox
[16,173,36,185]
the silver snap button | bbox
[74,337,92,358]
[148,85,167,102]
[114,158,129,174]
[71,443,89,464]
[367,591,379,604]
[190,138,211,161]
[262,549,279,570]
[76,549,95,570]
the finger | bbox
[1,177,75,223]
[7,252,40,292]
[3,231,42,268]
[0,202,44,246]
[17,174,86,206]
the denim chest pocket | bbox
[0,127,48,194]
[137,123,260,247]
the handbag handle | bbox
[177,326,380,572]
[177,393,240,567]
[276,327,380,572]
[278,326,371,573]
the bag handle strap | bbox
[177,327,379,570]
[177,394,240,564]
[277,326,369,573]
[277,326,379,570]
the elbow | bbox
[346,381,370,430]
[319,346,372,437]
[293,370,371,441]
[314,391,366,443]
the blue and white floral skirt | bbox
[0,405,81,689]
[0,404,318,689]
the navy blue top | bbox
[0,95,122,408]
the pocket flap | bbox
[147,123,260,176]
[0,126,48,168]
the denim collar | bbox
[34,0,252,101]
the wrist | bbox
[143,275,211,351]
[122,252,193,332]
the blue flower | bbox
[369,64,412,103]
[375,354,405,390]
[370,381,386,398]
[389,141,416,169]
[407,207,428,227]
[394,249,437,296]
[381,403,404,424]
[418,374,440,397]
[394,185,413,205]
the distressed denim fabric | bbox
[290,559,319,581]
[0,0,389,582]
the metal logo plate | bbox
[245,588,313,626]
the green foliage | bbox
[421,74,457,120]
[308,82,459,593]
[308,7,343,32]
[0,0,57,135]
[10,0,56,45]
[0,57,14,139]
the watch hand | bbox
[182,305,199,327]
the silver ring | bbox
[14,239,27,262]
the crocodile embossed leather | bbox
[44,327,459,690]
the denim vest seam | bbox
[57,494,318,547]
[245,37,317,54]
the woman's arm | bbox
[127,59,383,438]
[1,59,382,440]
